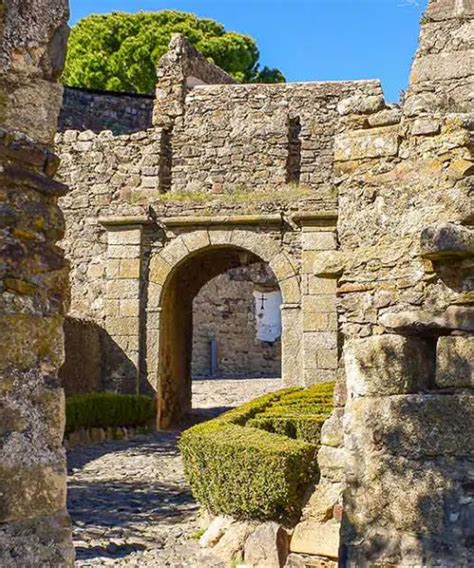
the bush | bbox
[65,393,155,433]
[179,382,335,522]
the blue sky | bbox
[69,0,428,103]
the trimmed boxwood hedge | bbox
[65,393,155,433]
[179,382,335,522]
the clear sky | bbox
[68,0,428,103]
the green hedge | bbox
[65,393,155,433]
[179,382,334,522]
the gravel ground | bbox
[68,377,282,567]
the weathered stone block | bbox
[107,244,141,259]
[0,510,75,567]
[312,251,345,277]
[181,230,210,252]
[303,312,335,333]
[290,520,340,559]
[230,230,280,262]
[302,232,337,252]
[436,336,474,388]
[426,0,474,20]
[337,94,385,116]
[320,410,344,448]
[344,335,435,397]
[119,258,141,279]
[300,482,342,523]
[149,256,172,285]
[271,253,296,281]
[0,463,66,523]
[334,127,399,161]
[345,394,474,458]
[380,307,474,335]
[420,222,474,260]
[244,522,289,568]
[0,315,64,372]
[106,279,140,299]
[412,118,441,136]
[107,228,142,246]
[159,237,189,266]
[307,276,337,295]
[119,299,140,317]
[304,294,337,314]
[279,276,301,304]
[315,348,338,370]
[410,50,474,83]
[106,316,139,336]
[368,108,402,127]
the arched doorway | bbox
[149,233,301,429]
[157,246,282,428]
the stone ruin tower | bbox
[0,0,473,565]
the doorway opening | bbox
[157,246,283,429]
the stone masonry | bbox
[192,265,281,379]
[0,0,74,565]
[56,34,369,407]
[51,1,474,565]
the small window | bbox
[286,116,302,184]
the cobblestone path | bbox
[68,378,281,567]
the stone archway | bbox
[147,229,302,429]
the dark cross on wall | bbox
[259,294,267,310]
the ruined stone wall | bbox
[59,317,103,396]
[0,0,74,564]
[171,81,382,195]
[55,55,353,394]
[192,266,281,379]
[295,1,474,565]
[58,86,154,135]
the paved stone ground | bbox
[68,378,282,567]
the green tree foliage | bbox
[63,10,285,94]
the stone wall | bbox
[58,86,154,135]
[55,35,355,398]
[192,265,281,379]
[59,317,103,396]
[171,81,382,195]
[0,0,74,565]
[52,8,474,563]
[293,0,474,564]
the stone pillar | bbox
[299,216,339,386]
[341,334,474,566]
[0,0,74,565]
[101,221,146,394]
[405,0,474,115]
[281,304,302,387]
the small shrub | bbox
[180,421,316,521]
[179,382,335,522]
[65,393,155,433]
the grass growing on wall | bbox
[179,382,335,522]
[65,393,155,433]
